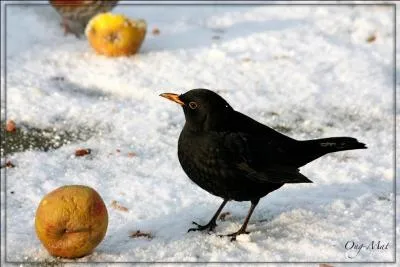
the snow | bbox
[0,1,397,265]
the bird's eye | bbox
[189,102,198,109]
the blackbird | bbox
[160,89,366,241]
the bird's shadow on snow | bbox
[142,19,303,53]
[48,76,112,99]
[102,178,392,260]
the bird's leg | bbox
[60,18,73,36]
[188,199,228,233]
[60,18,83,38]
[220,199,259,241]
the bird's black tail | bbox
[307,137,367,152]
[298,137,367,166]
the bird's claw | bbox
[219,229,250,241]
[187,221,217,233]
[191,221,201,227]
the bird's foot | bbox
[219,228,250,241]
[187,221,217,233]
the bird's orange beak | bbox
[159,93,185,106]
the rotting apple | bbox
[35,185,108,259]
[85,13,147,57]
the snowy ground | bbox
[1,1,397,265]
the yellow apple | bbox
[35,185,108,259]
[85,13,147,57]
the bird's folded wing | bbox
[236,162,312,184]
[220,131,312,184]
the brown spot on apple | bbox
[92,195,107,216]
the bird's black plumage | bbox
[160,88,366,240]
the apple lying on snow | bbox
[85,12,147,57]
[35,185,108,259]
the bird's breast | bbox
[178,130,225,194]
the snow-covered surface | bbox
[1,1,397,265]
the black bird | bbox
[160,89,366,241]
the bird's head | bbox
[160,89,233,131]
